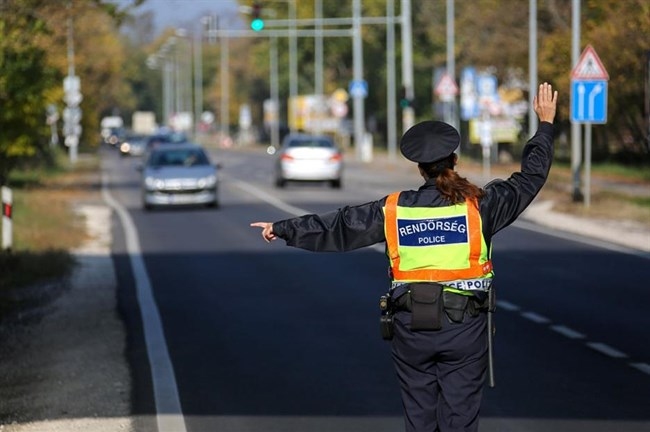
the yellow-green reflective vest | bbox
[384,192,493,285]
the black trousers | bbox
[391,310,488,432]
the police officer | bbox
[251,82,558,432]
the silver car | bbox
[140,143,219,210]
[274,134,343,188]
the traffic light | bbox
[250,2,264,31]
[399,86,413,109]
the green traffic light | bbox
[251,18,264,31]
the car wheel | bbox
[330,179,342,189]
[275,177,286,188]
[206,200,219,209]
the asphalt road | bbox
[103,145,650,432]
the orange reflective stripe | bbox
[385,192,400,262]
[384,194,492,282]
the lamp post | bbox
[194,19,207,137]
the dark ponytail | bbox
[419,154,485,204]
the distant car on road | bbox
[139,143,219,210]
[119,134,148,157]
[145,131,189,152]
[274,133,343,188]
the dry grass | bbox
[461,159,650,227]
[0,154,101,317]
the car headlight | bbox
[145,176,165,190]
[198,175,217,188]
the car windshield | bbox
[286,138,334,148]
[149,149,210,167]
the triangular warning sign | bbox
[435,73,459,97]
[571,45,609,80]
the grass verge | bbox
[0,152,100,321]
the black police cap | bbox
[400,121,460,164]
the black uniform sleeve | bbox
[271,199,387,252]
[480,121,555,236]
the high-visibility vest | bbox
[383,192,493,283]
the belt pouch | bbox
[409,283,443,331]
[443,291,469,323]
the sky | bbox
[114,0,241,35]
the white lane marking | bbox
[587,342,629,359]
[629,363,650,376]
[231,177,386,253]
[229,178,309,217]
[513,219,650,259]
[101,174,187,432]
[496,300,520,311]
[550,325,585,339]
[520,311,551,324]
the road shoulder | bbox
[0,204,132,432]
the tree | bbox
[0,0,140,185]
[0,0,60,185]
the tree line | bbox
[1,0,648,184]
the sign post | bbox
[570,45,609,208]
[435,72,460,139]
[2,186,12,252]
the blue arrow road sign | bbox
[348,79,368,98]
[571,80,607,124]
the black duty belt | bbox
[391,282,490,330]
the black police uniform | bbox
[270,121,555,432]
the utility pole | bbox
[386,0,397,161]
[401,0,415,133]
[528,0,538,137]
[571,0,584,202]
[220,34,229,140]
[314,0,324,96]
[289,0,298,132]
[194,19,207,137]
[352,0,366,160]
[64,1,82,164]
[270,36,280,149]
[445,0,459,138]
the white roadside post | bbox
[2,186,12,252]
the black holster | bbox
[409,283,444,331]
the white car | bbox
[274,134,343,188]
[139,143,219,210]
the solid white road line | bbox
[229,178,309,217]
[102,174,187,432]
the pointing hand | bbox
[250,222,277,243]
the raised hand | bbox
[533,82,558,123]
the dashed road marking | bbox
[586,342,628,359]
[521,311,551,324]
[550,325,585,339]
[629,362,650,376]
[498,298,647,377]
[496,300,520,311]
